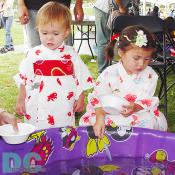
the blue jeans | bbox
[25,10,41,48]
[2,16,14,49]
[25,10,73,49]
[94,7,111,74]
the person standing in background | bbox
[95,0,130,74]
[17,0,84,49]
[149,6,159,17]
[0,0,15,54]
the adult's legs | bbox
[2,16,14,50]
[94,7,111,74]
[25,10,41,48]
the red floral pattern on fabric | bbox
[35,49,41,55]
[67,112,72,117]
[19,73,27,82]
[67,92,74,100]
[56,78,62,86]
[154,108,159,117]
[140,99,152,107]
[96,81,100,86]
[124,94,137,103]
[87,77,93,83]
[61,54,71,60]
[47,115,55,125]
[39,81,44,93]
[47,92,57,101]
[83,116,90,123]
[25,114,31,120]
[131,115,139,125]
[58,46,64,52]
[106,118,113,126]
[90,98,99,106]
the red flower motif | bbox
[61,54,71,60]
[154,108,159,117]
[140,99,152,107]
[87,77,93,83]
[131,115,139,125]
[25,114,31,120]
[90,98,99,106]
[83,116,90,123]
[124,94,137,103]
[58,46,64,52]
[67,112,72,117]
[47,92,57,101]
[111,33,120,41]
[106,119,113,126]
[96,81,100,86]
[56,78,62,86]
[19,73,27,81]
[67,92,74,100]
[35,49,41,55]
[39,81,44,93]
[47,115,55,125]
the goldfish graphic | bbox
[31,134,54,166]
[59,126,80,150]
[148,149,168,164]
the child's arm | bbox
[73,92,85,112]
[74,0,84,22]
[93,107,106,139]
[16,84,26,117]
[114,0,127,14]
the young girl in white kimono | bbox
[79,25,167,138]
[14,2,94,130]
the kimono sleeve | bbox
[14,51,35,88]
[135,70,159,110]
[88,69,113,109]
[72,52,94,100]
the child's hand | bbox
[93,108,106,139]
[121,103,143,117]
[121,103,135,117]
[16,95,26,117]
[73,93,85,112]
[0,111,19,132]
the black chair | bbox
[112,15,167,117]
[164,18,175,93]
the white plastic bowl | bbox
[100,95,130,115]
[0,123,35,144]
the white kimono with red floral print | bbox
[14,44,94,129]
[80,62,167,131]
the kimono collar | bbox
[40,43,65,53]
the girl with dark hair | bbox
[80,25,167,138]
